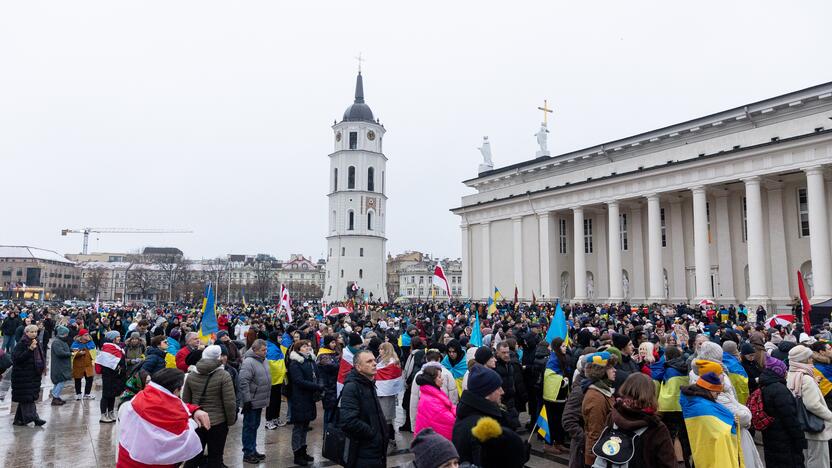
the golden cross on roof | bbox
[355,52,365,73]
[537,99,554,125]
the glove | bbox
[242,402,252,413]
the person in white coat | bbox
[409,350,459,430]
[787,345,832,467]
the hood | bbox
[195,358,221,375]
[244,349,264,362]
[610,403,653,431]
[290,350,311,364]
[147,346,166,357]
[665,356,688,374]
[758,368,786,387]
[446,339,464,366]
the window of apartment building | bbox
[619,214,628,251]
[798,188,810,237]
[660,208,667,247]
[584,218,593,254]
[419,276,424,284]
[741,197,748,242]
[559,218,568,254]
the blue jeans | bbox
[241,407,262,456]
[51,381,66,399]
[3,335,14,353]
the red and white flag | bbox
[798,271,813,330]
[325,306,352,317]
[279,284,293,322]
[432,265,451,298]
[95,342,123,371]
[335,346,403,397]
[117,382,202,467]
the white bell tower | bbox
[323,71,388,302]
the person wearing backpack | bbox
[758,355,805,468]
[787,345,832,466]
[591,373,675,468]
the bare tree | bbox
[155,254,181,302]
[84,266,108,300]
[253,261,274,301]
[203,258,230,302]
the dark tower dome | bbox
[342,72,375,122]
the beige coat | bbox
[787,370,832,441]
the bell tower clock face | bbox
[335,131,342,142]
[366,197,376,210]
[367,130,376,141]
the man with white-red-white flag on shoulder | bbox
[117,368,210,468]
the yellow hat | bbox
[694,359,723,378]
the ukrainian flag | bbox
[815,363,832,396]
[536,406,551,443]
[723,352,749,405]
[441,355,468,395]
[658,365,689,412]
[469,307,483,347]
[542,352,565,403]
[486,287,502,315]
[266,340,287,385]
[650,356,666,398]
[680,392,742,468]
[544,301,569,346]
[165,336,180,369]
[198,284,218,343]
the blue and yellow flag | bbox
[486,287,502,315]
[198,284,218,343]
[815,363,832,396]
[680,393,742,468]
[470,306,483,347]
[542,351,565,403]
[165,336,180,368]
[723,352,749,405]
[266,340,287,385]
[536,406,551,443]
[658,365,689,412]
[441,355,468,395]
[544,301,569,346]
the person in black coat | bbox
[11,325,46,426]
[316,335,340,437]
[452,365,529,468]
[2,311,21,352]
[141,336,168,374]
[339,351,388,468]
[493,342,521,429]
[759,357,805,468]
[287,340,324,466]
[99,330,126,424]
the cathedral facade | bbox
[323,72,388,302]
[452,82,832,312]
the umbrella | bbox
[766,314,795,329]
[325,306,352,317]
[393,296,411,304]
[698,299,715,307]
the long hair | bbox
[379,342,399,366]
[551,337,568,373]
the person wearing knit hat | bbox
[71,327,96,401]
[581,351,618,466]
[452,364,529,467]
[786,344,832,466]
[757,354,806,468]
[695,372,724,393]
[411,427,459,468]
[788,344,813,363]
[202,344,221,361]
[104,330,120,343]
[50,326,73,406]
[474,346,496,367]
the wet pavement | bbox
[0,373,566,467]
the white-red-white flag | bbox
[279,284,293,322]
[95,342,123,371]
[433,264,451,298]
[335,345,403,397]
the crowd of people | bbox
[0,298,829,468]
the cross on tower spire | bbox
[537,99,554,125]
[355,52,365,73]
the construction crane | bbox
[61,227,194,254]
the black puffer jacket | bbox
[316,349,340,411]
[759,368,806,468]
[287,351,323,423]
[452,389,529,468]
[339,369,387,468]
[11,336,43,403]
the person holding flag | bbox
[541,336,571,455]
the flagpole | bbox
[526,421,539,444]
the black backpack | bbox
[591,423,648,468]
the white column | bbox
[713,190,737,303]
[766,183,791,302]
[538,212,552,299]
[669,198,687,302]
[692,186,712,301]
[480,222,491,300]
[806,166,832,300]
[647,194,664,302]
[512,217,524,299]
[743,177,769,304]
[630,206,647,303]
[608,201,623,302]
[461,224,470,299]
[573,207,587,303]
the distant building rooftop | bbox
[0,246,75,264]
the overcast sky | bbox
[2,1,830,261]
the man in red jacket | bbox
[175,332,202,372]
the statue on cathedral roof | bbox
[478,136,494,173]
[535,122,550,157]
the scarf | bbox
[789,360,815,377]
[21,335,45,373]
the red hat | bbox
[78,328,89,336]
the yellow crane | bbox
[60,227,193,254]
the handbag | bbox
[322,391,352,465]
[792,373,825,433]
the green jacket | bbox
[182,359,237,426]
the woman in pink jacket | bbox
[414,365,457,440]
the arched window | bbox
[348,210,354,230]
[367,211,373,230]
[331,210,336,232]
[367,167,375,191]
[359,269,363,279]
[347,166,355,189]
[333,168,338,191]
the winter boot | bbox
[301,446,314,462]
[293,448,309,466]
